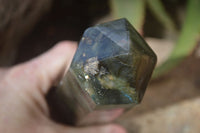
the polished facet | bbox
[51,18,157,125]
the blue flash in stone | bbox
[50,18,157,126]
[69,18,157,106]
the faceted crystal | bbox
[51,18,157,125]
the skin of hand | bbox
[0,41,126,133]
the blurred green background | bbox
[2,0,199,78]
[110,0,200,78]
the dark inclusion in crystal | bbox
[55,18,156,124]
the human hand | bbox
[0,41,126,133]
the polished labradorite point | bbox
[53,18,157,125]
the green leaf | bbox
[153,0,200,78]
[111,0,146,31]
[147,0,177,33]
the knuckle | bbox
[4,63,38,88]
[5,65,25,82]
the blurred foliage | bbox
[153,0,200,78]
[111,0,145,31]
[147,0,177,34]
[110,0,200,78]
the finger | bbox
[80,109,124,125]
[2,41,77,115]
[54,124,127,133]
[7,41,77,94]
[28,41,77,94]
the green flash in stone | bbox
[50,18,157,125]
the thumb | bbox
[27,41,77,94]
[7,41,77,95]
